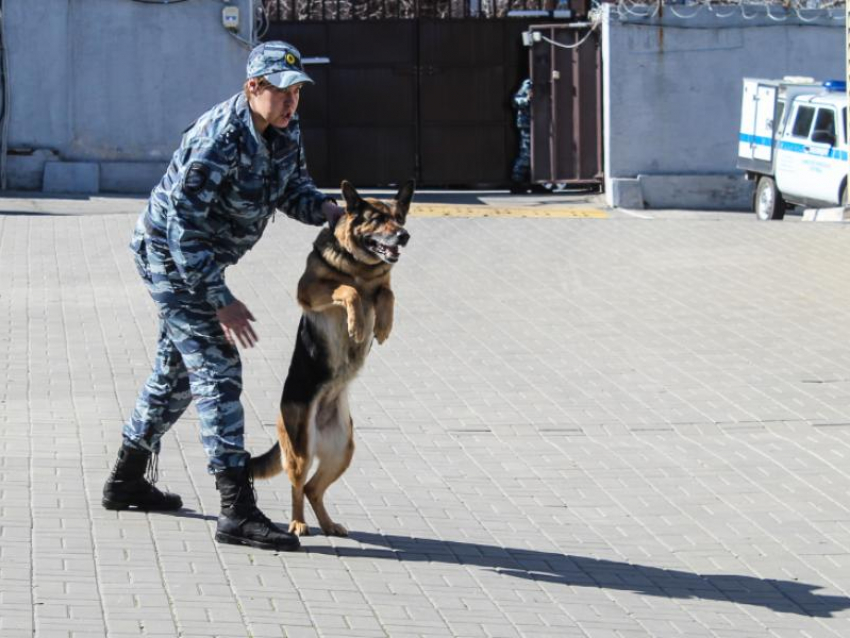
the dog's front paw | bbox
[348,318,366,343]
[374,324,391,344]
[289,520,311,536]
[320,521,348,537]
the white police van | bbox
[738,77,847,220]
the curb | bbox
[802,207,849,222]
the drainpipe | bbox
[0,0,8,190]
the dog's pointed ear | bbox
[341,180,364,214]
[394,179,415,221]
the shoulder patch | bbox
[183,162,210,194]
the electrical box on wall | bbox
[222,6,240,31]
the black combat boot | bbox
[102,444,183,511]
[215,467,300,552]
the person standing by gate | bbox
[511,78,533,193]
[101,41,344,552]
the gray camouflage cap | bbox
[246,41,313,89]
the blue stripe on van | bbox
[778,140,848,161]
[739,133,847,161]
[739,133,773,147]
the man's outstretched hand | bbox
[322,200,345,227]
[217,300,257,348]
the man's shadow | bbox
[300,531,850,618]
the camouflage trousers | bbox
[512,129,531,184]
[123,243,249,473]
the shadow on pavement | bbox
[0,210,73,217]
[303,531,850,618]
[159,508,217,522]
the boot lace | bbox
[242,472,276,528]
[145,452,160,485]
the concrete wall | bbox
[601,5,844,210]
[5,0,254,193]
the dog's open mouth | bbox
[364,237,402,263]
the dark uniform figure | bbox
[102,41,344,552]
[511,79,533,192]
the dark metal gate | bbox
[265,19,600,187]
[529,24,602,185]
[266,21,419,186]
[418,20,532,185]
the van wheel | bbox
[755,177,785,221]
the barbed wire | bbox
[615,0,844,22]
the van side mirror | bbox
[811,129,836,146]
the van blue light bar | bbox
[823,80,846,91]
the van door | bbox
[753,84,778,162]
[739,81,777,168]
[776,103,816,199]
[805,107,845,204]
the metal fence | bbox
[262,0,567,21]
[263,0,845,22]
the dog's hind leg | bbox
[289,483,309,536]
[278,403,313,536]
[286,448,312,536]
[306,440,354,536]
[306,397,355,536]
[286,445,312,536]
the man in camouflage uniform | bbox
[511,79,533,193]
[102,41,344,552]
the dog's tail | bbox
[249,442,284,479]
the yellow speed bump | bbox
[408,203,607,219]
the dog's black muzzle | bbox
[394,229,410,247]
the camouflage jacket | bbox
[131,91,331,309]
[513,79,532,131]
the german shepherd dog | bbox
[250,180,414,536]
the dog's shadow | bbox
[158,511,850,617]
[302,531,850,618]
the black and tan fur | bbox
[250,180,414,536]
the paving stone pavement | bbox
[2,198,850,637]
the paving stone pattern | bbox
[2,208,850,637]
